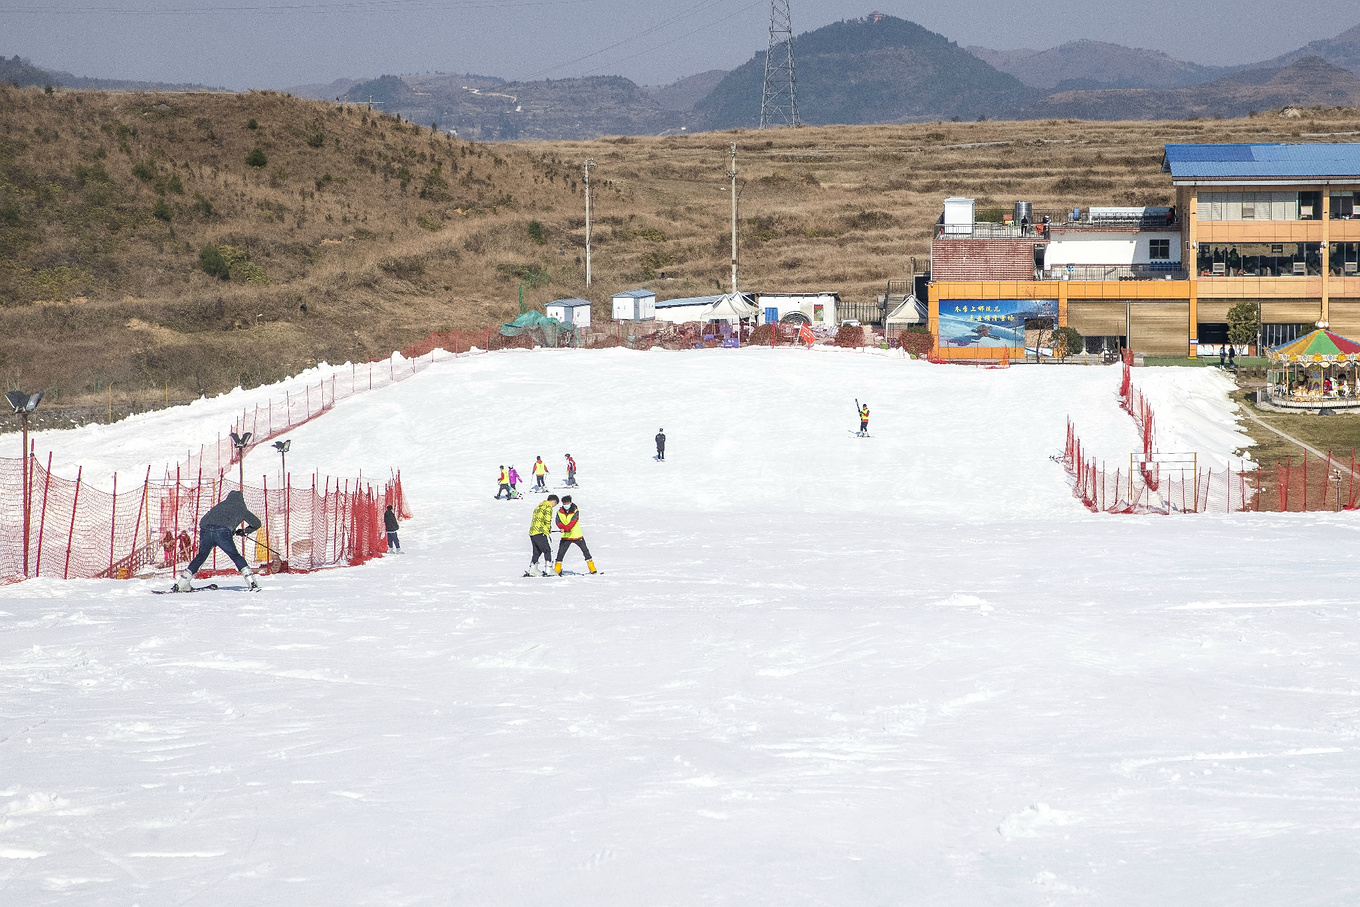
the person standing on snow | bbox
[553,495,596,575]
[495,465,512,500]
[384,504,402,554]
[564,453,578,487]
[526,494,558,576]
[508,465,521,499]
[858,402,870,436]
[655,428,666,461]
[175,489,262,591]
[533,456,549,490]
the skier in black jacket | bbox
[175,489,262,591]
[384,504,402,553]
[655,428,666,461]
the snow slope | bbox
[2,350,1357,905]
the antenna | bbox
[759,0,798,129]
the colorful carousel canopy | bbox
[1268,329,1360,363]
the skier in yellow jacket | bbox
[495,465,512,500]
[553,495,597,575]
[532,456,549,491]
[525,494,558,576]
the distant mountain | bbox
[693,15,1035,128]
[643,70,727,112]
[343,73,680,141]
[1025,56,1360,120]
[969,40,1231,90]
[1253,22,1360,76]
[286,78,360,101]
[0,54,216,92]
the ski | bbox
[153,583,220,594]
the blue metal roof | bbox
[1164,143,1360,180]
[547,297,591,308]
[655,294,726,308]
[612,288,656,299]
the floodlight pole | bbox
[583,159,595,287]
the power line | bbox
[0,0,590,14]
[519,0,741,81]
[577,0,766,78]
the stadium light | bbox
[230,430,253,491]
[6,390,44,578]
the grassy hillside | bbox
[4,82,1360,420]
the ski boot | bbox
[554,562,563,575]
[241,565,261,591]
[587,560,598,575]
[174,568,195,593]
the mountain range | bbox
[7,16,1360,138]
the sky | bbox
[3,0,1358,90]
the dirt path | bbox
[1237,400,1360,479]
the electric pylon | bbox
[759,0,798,128]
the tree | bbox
[1227,300,1260,347]
[245,147,267,168]
[1053,326,1083,362]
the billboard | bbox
[938,299,1058,349]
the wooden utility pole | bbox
[583,159,596,287]
[727,143,739,294]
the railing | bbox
[1044,263,1188,281]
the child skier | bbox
[553,495,596,575]
[383,504,401,554]
[495,465,512,500]
[564,453,578,487]
[174,489,262,592]
[857,401,870,436]
[526,494,558,576]
[533,456,549,490]
[508,465,521,499]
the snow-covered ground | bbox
[3,349,1358,904]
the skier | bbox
[533,456,549,490]
[383,504,402,554]
[525,494,558,577]
[495,465,512,499]
[508,465,522,499]
[1227,344,1236,368]
[553,495,596,575]
[655,428,666,461]
[564,453,578,487]
[174,489,262,592]
[857,401,870,436]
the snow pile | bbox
[3,350,1359,904]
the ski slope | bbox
[3,349,1359,905]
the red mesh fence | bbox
[0,454,407,585]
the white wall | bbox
[756,294,838,325]
[612,294,656,320]
[653,304,713,324]
[546,305,591,327]
[1044,231,1181,268]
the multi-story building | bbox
[928,143,1360,360]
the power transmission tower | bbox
[759,0,798,128]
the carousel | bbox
[1265,328,1360,411]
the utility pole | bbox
[727,143,739,294]
[583,159,596,288]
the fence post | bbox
[1303,451,1309,511]
[63,466,82,580]
[108,472,117,578]
[285,471,291,565]
[127,465,150,577]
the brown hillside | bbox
[3,83,1360,419]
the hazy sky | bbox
[4,0,1359,90]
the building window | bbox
[1198,191,1300,221]
[1198,242,1322,276]
[1149,239,1171,260]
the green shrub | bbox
[199,244,231,279]
[306,131,325,148]
[131,161,156,181]
[247,119,258,130]
[152,198,172,222]
[245,148,267,168]
[193,193,214,217]
[527,220,546,244]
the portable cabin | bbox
[544,297,592,328]
[611,289,657,321]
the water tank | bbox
[1014,201,1033,224]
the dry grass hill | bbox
[4,83,1360,420]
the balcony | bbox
[1043,263,1188,281]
